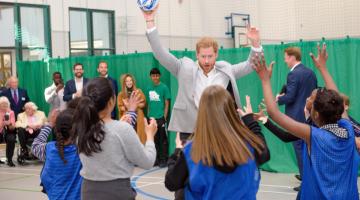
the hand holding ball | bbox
[137,0,159,11]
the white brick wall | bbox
[2,0,359,57]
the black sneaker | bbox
[7,160,15,167]
[295,174,302,181]
[0,160,5,164]
[159,160,167,168]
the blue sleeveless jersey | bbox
[183,142,260,200]
[41,142,82,200]
[301,119,359,200]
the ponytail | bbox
[73,96,105,156]
[72,77,115,156]
[54,109,75,164]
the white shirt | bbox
[290,62,301,72]
[194,65,229,108]
[147,27,263,108]
[44,82,66,111]
[75,77,84,92]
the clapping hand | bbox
[123,90,143,112]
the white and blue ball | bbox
[137,0,159,11]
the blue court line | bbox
[131,167,170,200]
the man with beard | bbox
[63,63,89,102]
[142,6,268,141]
[44,72,66,112]
[97,61,118,119]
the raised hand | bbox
[246,25,261,48]
[237,95,253,117]
[48,109,59,127]
[253,53,272,81]
[310,42,328,70]
[144,117,158,139]
[123,90,143,112]
[142,4,159,29]
[254,105,266,121]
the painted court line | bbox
[259,190,297,195]
[132,168,169,200]
[134,180,164,189]
[260,184,293,189]
[1,168,41,172]
[131,176,164,180]
[0,187,41,193]
[0,172,38,176]
[132,181,163,184]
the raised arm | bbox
[31,109,58,161]
[238,96,270,165]
[232,26,266,79]
[254,105,299,142]
[142,5,182,77]
[122,119,157,169]
[310,43,338,91]
[44,84,57,103]
[254,56,311,144]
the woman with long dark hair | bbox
[73,77,157,200]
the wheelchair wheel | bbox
[17,148,26,165]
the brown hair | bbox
[120,74,138,98]
[191,85,264,167]
[196,37,219,53]
[284,47,302,61]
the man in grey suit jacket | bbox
[143,7,263,135]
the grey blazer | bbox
[147,29,260,133]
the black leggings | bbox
[1,128,17,162]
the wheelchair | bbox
[16,128,39,165]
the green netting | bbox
[17,37,360,173]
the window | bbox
[0,5,15,47]
[69,8,115,56]
[0,3,51,61]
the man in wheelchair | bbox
[0,97,17,167]
[15,102,47,164]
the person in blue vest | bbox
[255,43,359,200]
[32,108,82,200]
[165,85,269,200]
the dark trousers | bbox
[1,128,16,162]
[179,132,192,146]
[292,139,304,177]
[17,128,40,153]
[155,117,169,162]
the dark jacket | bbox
[3,88,30,119]
[63,78,89,102]
[278,64,317,123]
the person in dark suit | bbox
[97,61,118,119]
[276,47,317,191]
[3,76,30,119]
[63,63,89,102]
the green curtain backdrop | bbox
[16,37,360,173]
